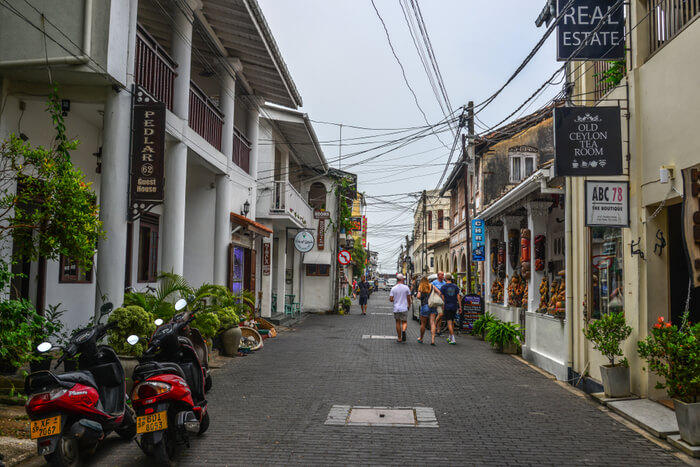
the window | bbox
[306,264,330,276]
[509,152,537,183]
[437,210,444,230]
[428,211,433,230]
[430,256,434,267]
[589,227,624,320]
[138,214,159,283]
[59,255,92,283]
[308,182,327,210]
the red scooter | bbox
[24,303,136,466]
[129,298,209,465]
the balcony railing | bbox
[233,127,251,174]
[648,0,700,55]
[135,25,177,111]
[189,81,224,151]
[270,180,312,227]
[593,61,615,102]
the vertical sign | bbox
[556,0,625,61]
[362,215,367,248]
[318,219,325,250]
[682,164,700,287]
[262,242,271,276]
[471,219,485,261]
[130,98,166,206]
[554,107,623,176]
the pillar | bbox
[161,3,194,276]
[274,231,287,314]
[247,104,260,218]
[259,227,273,317]
[528,202,550,313]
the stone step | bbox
[607,398,679,439]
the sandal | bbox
[417,338,423,344]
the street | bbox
[39,292,684,466]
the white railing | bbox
[269,180,313,227]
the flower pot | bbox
[118,355,139,395]
[500,341,518,354]
[599,364,630,398]
[674,399,700,446]
[220,327,243,357]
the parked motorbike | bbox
[129,298,209,465]
[24,303,136,466]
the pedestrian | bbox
[389,273,412,343]
[358,275,371,315]
[440,273,462,345]
[431,271,446,333]
[416,276,437,345]
[352,278,357,299]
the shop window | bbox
[509,153,537,183]
[438,209,444,229]
[138,214,159,283]
[230,245,245,293]
[589,227,624,320]
[306,264,329,276]
[59,255,93,283]
[308,182,327,210]
[428,211,433,230]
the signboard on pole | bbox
[130,93,166,209]
[556,0,625,61]
[314,210,331,219]
[554,107,623,176]
[338,250,352,265]
[585,181,629,227]
[294,231,315,253]
[471,219,485,261]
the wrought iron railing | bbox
[188,81,224,151]
[135,25,177,110]
[648,0,700,55]
[233,127,251,174]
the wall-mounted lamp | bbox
[242,200,250,216]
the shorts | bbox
[420,305,437,317]
[443,308,457,321]
[359,296,368,306]
[393,311,407,322]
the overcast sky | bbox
[258,0,561,272]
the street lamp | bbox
[242,200,250,216]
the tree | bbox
[351,242,367,277]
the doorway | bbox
[668,204,699,323]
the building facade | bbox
[410,190,451,276]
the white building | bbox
[0,0,341,329]
[411,190,451,275]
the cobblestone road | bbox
[40,292,689,465]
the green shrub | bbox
[191,312,220,339]
[0,299,60,368]
[485,319,523,349]
[472,312,495,336]
[107,306,156,357]
[583,311,632,367]
[217,306,240,330]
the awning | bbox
[230,213,272,237]
[302,251,332,265]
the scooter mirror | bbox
[36,342,52,353]
[174,299,187,311]
[100,302,114,316]
[154,318,164,326]
[127,335,139,346]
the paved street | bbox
[48,292,686,466]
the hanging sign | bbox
[130,93,166,208]
[338,250,352,265]
[585,181,629,227]
[556,0,625,61]
[554,107,622,176]
[294,230,315,253]
[681,165,700,287]
[318,219,326,251]
[262,242,271,276]
[471,219,485,262]
[314,210,331,219]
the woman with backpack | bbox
[416,276,437,345]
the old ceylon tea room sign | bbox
[554,107,622,176]
[556,0,625,61]
[585,181,629,227]
[130,95,165,207]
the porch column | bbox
[502,215,521,306]
[259,227,273,317]
[274,232,287,315]
[528,202,550,312]
[162,3,195,276]
[247,102,261,180]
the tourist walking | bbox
[440,274,462,345]
[389,273,412,343]
[358,275,371,315]
[416,276,437,345]
[431,271,446,333]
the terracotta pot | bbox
[600,364,630,398]
[220,327,243,356]
[674,399,700,446]
[118,355,139,395]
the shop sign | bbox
[471,219,485,262]
[294,230,315,253]
[461,294,483,330]
[681,164,700,287]
[556,0,625,61]
[318,219,325,251]
[130,98,166,205]
[262,243,271,276]
[585,180,629,227]
[314,210,331,219]
[554,107,622,176]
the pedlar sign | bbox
[130,93,165,211]
[556,0,625,61]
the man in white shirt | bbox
[389,273,412,343]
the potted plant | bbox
[583,311,633,398]
[485,319,523,354]
[472,312,495,340]
[638,313,699,445]
[191,312,221,350]
[217,306,242,357]
[339,296,352,315]
[107,305,156,393]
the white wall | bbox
[183,159,216,287]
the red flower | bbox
[657,316,665,323]
[653,323,662,329]
[665,322,671,328]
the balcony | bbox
[257,181,313,229]
[233,128,251,174]
[135,25,177,111]
[189,82,224,151]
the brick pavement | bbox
[51,292,687,465]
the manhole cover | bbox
[361,335,399,339]
[325,405,438,428]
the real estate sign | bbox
[554,106,623,176]
[556,0,625,61]
[585,180,629,227]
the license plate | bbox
[30,415,61,439]
[136,411,168,434]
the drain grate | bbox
[361,335,399,339]
[325,405,438,428]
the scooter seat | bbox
[56,370,97,389]
[133,361,186,382]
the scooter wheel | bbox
[45,436,79,467]
[204,374,213,393]
[198,411,210,435]
[152,431,176,467]
[116,408,137,440]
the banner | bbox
[556,0,625,61]
[130,98,165,205]
[554,107,622,176]
[471,219,485,261]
